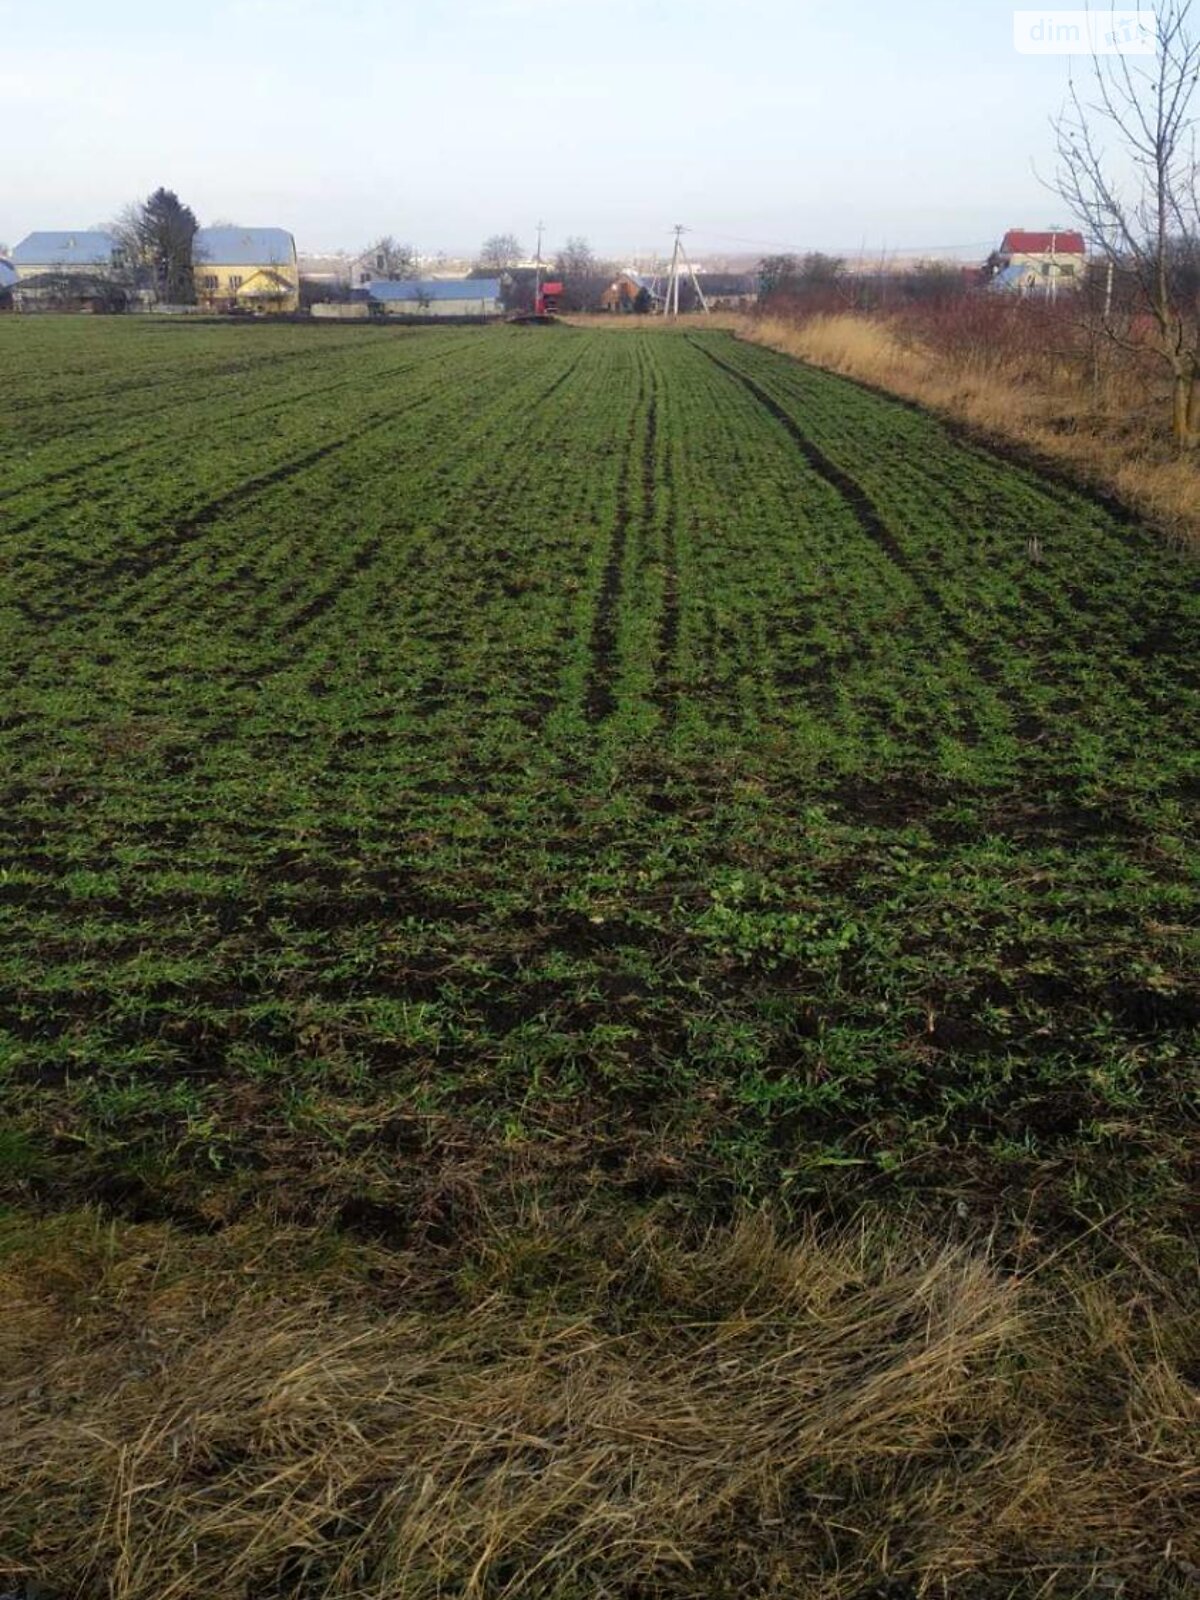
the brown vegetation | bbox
[2,1204,1196,1600]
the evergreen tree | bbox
[138,189,199,304]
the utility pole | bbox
[664,224,710,318]
[674,225,712,317]
[534,219,545,314]
[666,225,683,318]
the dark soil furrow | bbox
[688,337,1058,745]
[583,369,645,724]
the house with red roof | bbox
[989,227,1087,293]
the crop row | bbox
[0,319,1194,1236]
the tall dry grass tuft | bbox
[1,1207,1195,1598]
[739,310,1200,548]
[754,312,928,389]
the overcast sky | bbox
[1,0,1091,260]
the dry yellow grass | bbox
[2,1206,1195,1599]
[739,312,1200,547]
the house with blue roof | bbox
[12,231,124,273]
[356,278,503,319]
[10,232,133,310]
[193,227,299,313]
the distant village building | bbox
[193,228,300,314]
[352,247,402,286]
[600,267,757,314]
[989,228,1086,294]
[356,278,503,318]
[9,232,133,311]
[694,272,758,310]
[311,302,371,320]
[10,227,301,313]
[600,271,664,313]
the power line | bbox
[694,228,996,254]
[687,226,997,257]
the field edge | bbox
[2,1198,1197,1600]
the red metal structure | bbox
[536,280,563,316]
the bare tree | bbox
[478,233,523,271]
[109,203,147,291]
[757,254,798,303]
[798,251,846,287]
[109,205,141,257]
[1053,2,1200,446]
[757,250,850,311]
[553,237,612,311]
[903,260,969,306]
[364,236,417,281]
[554,236,596,277]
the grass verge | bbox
[2,1202,1196,1600]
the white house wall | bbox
[381,299,499,317]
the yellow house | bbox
[193,227,300,314]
